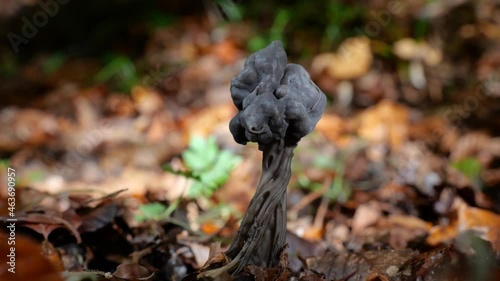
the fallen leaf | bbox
[200,242,230,272]
[77,200,120,233]
[352,201,382,234]
[302,225,324,242]
[386,215,432,231]
[113,262,155,280]
[211,39,241,64]
[355,99,409,150]
[181,103,236,142]
[427,198,500,251]
[146,111,176,143]
[411,246,461,281]
[132,86,164,116]
[188,243,211,268]
[0,107,59,151]
[393,38,442,65]
[312,37,373,80]
[0,233,64,281]
[315,114,346,144]
[458,201,500,252]
[306,249,417,281]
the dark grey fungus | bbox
[229,41,326,148]
[197,41,326,280]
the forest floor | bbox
[0,1,499,280]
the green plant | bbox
[165,136,241,199]
[0,158,10,168]
[41,53,66,74]
[247,8,291,52]
[214,0,243,22]
[148,10,176,28]
[321,0,365,49]
[94,55,139,92]
[134,201,177,222]
[451,157,483,189]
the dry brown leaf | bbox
[132,86,164,116]
[187,243,211,268]
[352,201,382,234]
[393,38,442,65]
[0,233,64,281]
[427,220,460,248]
[302,225,324,242]
[315,114,346,144]
[312,36,372,80]
[427,198,500,251]
[200,242,230,272]
[306,249,417,281]
[450,132,500,167]
[393,142,444,196]
[0,107,59,151]
[41,240,65,272]
[19,212,82,243]
[77,200,120,233]
[113,262,155,280]
[105,93,136,117]
[458,201,500,252]
[383,215,433,249]
[386,215,432,231]
[181,103,236,142]
[356,99,410,150]
[146,111,176,143]
[211,39,241,64]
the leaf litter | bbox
[1,1,500,281]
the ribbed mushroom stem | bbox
[225,140,295,274]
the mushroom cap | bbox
[229,41,326,147]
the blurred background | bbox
[0,1,499,280]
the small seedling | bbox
[175,136,241,198]
[136,137,240,228]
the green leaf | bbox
[269,8,290,42]
[149,11,176,28]
[134,202,167,222]
[162,164,195,179]
[175,136,241,199]
[187,180,214,198]
[0,159,10,168]
[182,136,219,173]
[451,157,482,181]
[214,0,243,22]
[41,53,65,74]
[94,55,138,92]
[247,36,268,53]
[199,151,241,186]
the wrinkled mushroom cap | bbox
[229,41,326,148]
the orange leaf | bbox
[302,225,324,242]
[0,233,64,281]
[458,202,500,251]
[356,99,409,150]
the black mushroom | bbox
[201,41,326,278]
